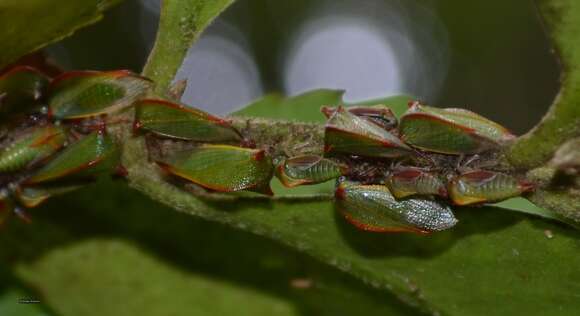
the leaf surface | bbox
[0,0,123,69]
[124,90,580,315]
[0,181,417,316]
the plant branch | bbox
[142,0,235,94]
[507,0,580,169]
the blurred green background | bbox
[48,0,559,133]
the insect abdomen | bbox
[449,171,534,205]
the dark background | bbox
[48,0,559,134]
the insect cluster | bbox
[0,66,151,223]
[317,104,534,233]
[0,66,535,234]
[135,94,535,234]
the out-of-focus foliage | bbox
[0,181,417,316]
[0,0,123,69]
[0,287,54,316]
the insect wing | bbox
[324,107,410,158]
[157,144,273,194]
[335,180,457,233]
[24,131,120,184]
[0,125,66,172]
[48,70,152,120]
[16,183,85,208]
[134,99,242,142]
[321,105,398,130]
[399,102,515,154]
[441,107,514,141]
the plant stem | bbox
[507,0,580,169]
[142,0,235,94]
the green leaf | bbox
[123,88,580,314]
[142,0,236,94]
[0,181,418,316]
[0,0,123,69]
[0,289,54,316]
[494,197,562,221]
[16,240,300,316]
[233,90,344,122]
[0,266,56,315]
[233,89,414,122]
[124,160,580,315]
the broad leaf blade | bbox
[233,90,413,122]
[233,89,345,122]
[0,0,123,69]
[0,289,54,316]
[124,157,580,315]
[0,181,418,316]
[494,197,560,220]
